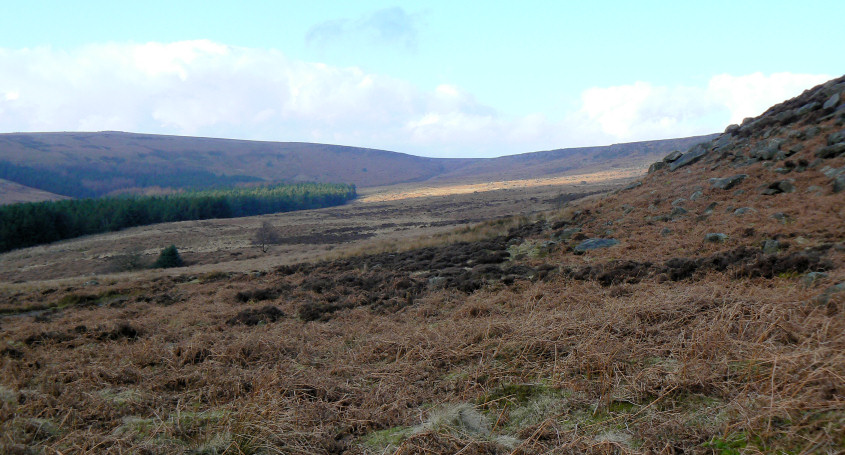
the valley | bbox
[0,76,843,454]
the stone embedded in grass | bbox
[733,207,756,216]
[761,180,796,195]
[827,129,845,145]
[762,239,780,254]
[815,282,845,305]
[705,233,728,243]
[802,272,828,287]
[709,174,747,190]
[817,142,845,159]
[830,175,845,193]
[574,238,619,252]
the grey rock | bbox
[428,276,447,288]
[724,124,740,134]
[762,239,779,254]
[669,143,710,171]
[815,282,845,305]
[660,227,672,236]
[574,238,619,252]
[771,212,789,223]
[622,181,642,191]
[709,174,747,190]
[670,207,688,217]
[703,202,718,215]
[705,233,728,243]
[733,189,746,196]
[821,166,845,178]
[648,161,667,173]
[787,144,804,155]
[777,109,798,123]
[554,227,581,240]
[761,180,796,195]
[816,142,845,159]
[796,101,819,116]
[733,207,756,216]
[804,126,820,139]
[671,198,686,206]
[823,92,841,110]
[773,167,791,174]
[834,176,845,193]
[751,138,785,160]
[663,150,683,162]
[806,185,824,194]
[802,272,827,287]
[689,190,703,201]
[828,129,845,145]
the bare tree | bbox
[253,221,281,253]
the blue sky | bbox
[1,1,842,157]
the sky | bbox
[0,1,842,158]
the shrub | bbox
[154,245,184,268]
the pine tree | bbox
[154,245,184,268]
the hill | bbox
[0,75,843,454]
[0,130,714,202]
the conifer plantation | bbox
[0,182,356,252]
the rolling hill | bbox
[0,130,715,202]
[1,75,843,454]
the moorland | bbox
[0,76,844,454]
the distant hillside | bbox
[0,131,715,202]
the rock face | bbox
[709,174,748,190]
[574,238,619,252]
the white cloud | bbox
[0,41,834,157]
[577,72,831,143]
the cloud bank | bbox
[0,41,831,157]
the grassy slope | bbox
[1,76,844,454]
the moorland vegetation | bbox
[0,76,843,454]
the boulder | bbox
[828,129,845,145]
[834,175,845,193]
[762,239,779,254]
[816,143,845,159]
[574,238,619,252]
[823,92,841,110]
[709,174,747,190]
[663,150,683,162]
[689,190,703,201]
[795,101,819,116]
[751,138,785,160]
[669,143,710,171]
[761,180,796,195]
[724,124,740,134]
[705,233,728,243]
[648,161,667,173]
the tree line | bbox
[0,160,260,199]
[0,182,357,253]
